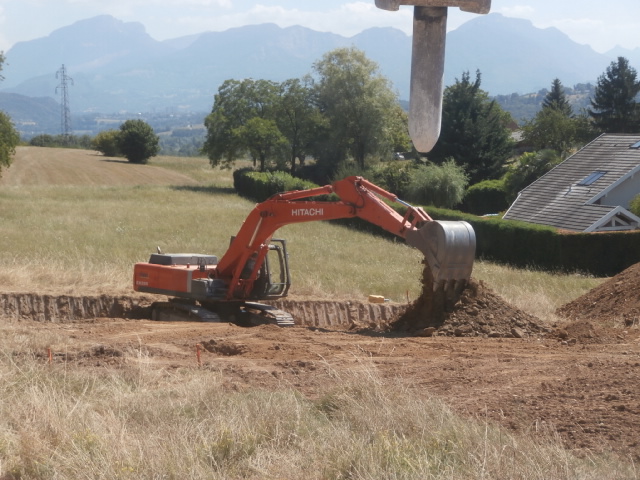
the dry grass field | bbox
[1,147,638,479]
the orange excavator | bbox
[133,176,475,325]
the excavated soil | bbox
[388,265,549,339]
[2,271,640,462]
[558,262,640,329]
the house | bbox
[503,133,640,232]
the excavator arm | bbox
[215,176,475,300]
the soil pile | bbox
[557,262,640,327]
[388,266,549,338]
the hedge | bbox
[233,168,322,202]
[233,169,640,276]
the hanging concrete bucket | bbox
[405,220,476,301]
[375,0,491,153]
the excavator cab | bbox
[248,239,292,299]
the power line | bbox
[55,64,74,141]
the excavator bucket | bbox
[405,220,476,303]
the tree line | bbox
[2,48,640,214]
[199,50,640,211]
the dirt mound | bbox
[388,266,549,338]
[557,262,640,327]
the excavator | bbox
[134,0,490,325]
[133,176,475,325]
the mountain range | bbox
[1,13,640,118]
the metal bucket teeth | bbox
[406,220,476,288]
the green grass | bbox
[0,153,603,316]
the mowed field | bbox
[0,146,200,186]
[0,146,639,479]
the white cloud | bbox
[156,2,414,39]
[65,0,231,6]
[498,5,535,18]
[0,5,8,52]
[550,17,640,52]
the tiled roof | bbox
[503,133,640,231]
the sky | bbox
[1,0,639,54]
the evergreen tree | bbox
[589,57,640,133]
[429,71,514,184]
[542,78,572,116]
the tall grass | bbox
[0,331,635,479]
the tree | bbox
[522,79,597,156]
[503,150,561,202]
[118,119,159,164]
[542,78,572,116]
[0,111,19,176]
[589,57,640,133]
[521,108,577,156]
[232,117,286,172]
[92,129,121,157]
[429,71,514,184]
[312,47,402,172]
[275,77,325,174]
[0,54,19,177]
[203,78,282,171]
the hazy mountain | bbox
[606,46,640,70]
[0,92,60,134]
[445,14,610,93]
[0,13,623,116]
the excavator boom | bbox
[133,176,475,324]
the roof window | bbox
[631,140,640,149]
[577,171,606,186]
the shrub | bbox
[630,193,640,217]
[370,161,414,198]
[461,179,509,215]
[118,119,160,164]
[233,169,321,202]
[406,160,468,208]
[92,130,121,157]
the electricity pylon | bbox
[55,64,74,142]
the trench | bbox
[0,293,406,328]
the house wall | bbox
[599,173,640,208]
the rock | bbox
[511,327,526,339]
[416,327,437,337]
[454,325,474,337]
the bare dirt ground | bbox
[6,272,640,463]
